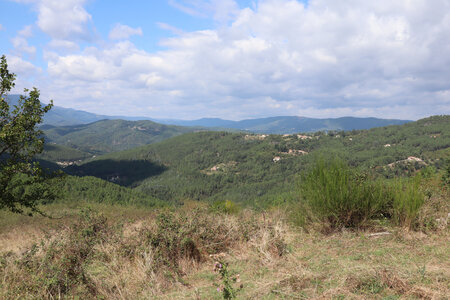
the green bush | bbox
[211,200,241,214]
[298,158,426,230]
[298,158,390,229]
[390,175,425,228]
[442,159,450,187]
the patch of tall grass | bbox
[296,157,426,230]
[390,175,425,228]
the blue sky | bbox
[0,0,449,120]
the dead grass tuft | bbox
[378,269,410,294]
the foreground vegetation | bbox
[0,164,448,299]
[0,201,448,299]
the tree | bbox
[0,55,54,214]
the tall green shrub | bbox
[299,158,389,229]
[390,175,425,228]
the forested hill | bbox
[66,115,449,205]
[43,119,201,154]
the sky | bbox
[0,0,449,120]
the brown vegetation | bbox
[0,199,448,299]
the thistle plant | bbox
[214,260,243,299]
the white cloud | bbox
[36,0,93,41]
[30,0,450,119]
[18,25,33,37]
[47,39,80,52]
[169,0,239,24]
[108,24,143,40]
[0,24,3,31]
[11,0,94,53]
[157,22,184,35]
[11,25,36,56]
[11,37,36,55]
[6,55,42,77]
[168,0,205,17]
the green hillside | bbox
[37,144,93,163]
[54,175,166,207]
[66,115,450,204]
[43,119,201,154]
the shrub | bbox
[211,200,240,214]
[136,208,242,279]
[143,212,201,274]
[442,159,450,187]
[390,175,425,228]
[298,158,390,229]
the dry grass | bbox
[0,201,448,299]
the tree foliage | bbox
[0,55,54,214]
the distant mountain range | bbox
[6,94,153,126]
[154,116,411,134]
[6,94,411,133]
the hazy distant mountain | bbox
[155,118,237,128]
[6,94,411,133]
[5,94,153,126]
[155,116,412,134]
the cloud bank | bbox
[7,0,450,120]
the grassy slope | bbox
[67,116,450,204]
[0,199,448,299]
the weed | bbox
[417,264,427,282]
[214,260,243,299]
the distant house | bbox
[287,149,308,155]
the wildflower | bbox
[214,261,223,272]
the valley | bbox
[37,115,449,205]
[1,113,449,299]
